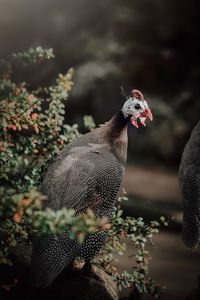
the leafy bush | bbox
[0,47,166,298]
[95,193,168,298]
[0,47,99,267]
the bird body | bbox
[30,90,152,288]
[179,120,200,248]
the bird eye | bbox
[135,103,141,110]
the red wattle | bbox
[131,117,139,128]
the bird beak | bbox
[130,108,153,128]
[139,108,153,126]
[144,108,153,121]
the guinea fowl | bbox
[179,121,200,249]
[30,89,153,288]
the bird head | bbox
[121,89,153,128]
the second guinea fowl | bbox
[30,89,153,288]
[179,120,200,249]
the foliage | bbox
[0,47,100,266]
[12,47,55,65]
[0,47,167,299]
[83,115,96,131]
[94,193,168,298]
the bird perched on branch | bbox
[179,121,200,249]
[30,89,153,288]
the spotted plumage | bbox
[179,120,200,248]
[30,90,152,288]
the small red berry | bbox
[31,113,38,120]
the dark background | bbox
[1,0,200,165]
[1,1,200,299]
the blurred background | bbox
[0,0,200,299]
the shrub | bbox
[0,47,99,267]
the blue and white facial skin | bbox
[121,89,153,128]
